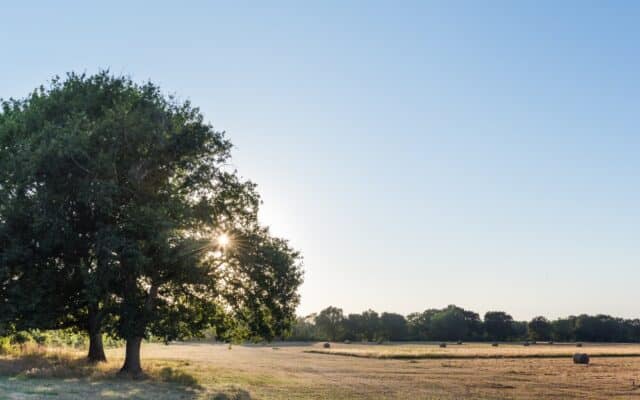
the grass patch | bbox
[4,342,640,399]
[157,366,201,388]
[0,347,201,388]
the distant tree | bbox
[461,308,484,340]
[574,315,599,341]
[510,320,528,340]
[429,306,468,341]
[288,315,320,341]
[483,311,513,341]
[407,309,438,340]
[315,306,344,341]
[625,319,640,342]
[528,316,552,341]
[297,306,640,344]
[360,309,381,341]
[574,314,622,342]
[405,306,481,341]
[343,313,365,341]
[551,317,576,342]
[406,312,424,340]
[379,313,408,341]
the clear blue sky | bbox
[2,1,639,320]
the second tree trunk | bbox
[119,337,143,377]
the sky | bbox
[1,1,639,321]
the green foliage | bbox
[315,306,344,341]
[0,329,121,351]
[10,332,29,346]
[406,306,482,342]
[551,317,575,341]
[379,313,408,341]
[0,337,11,354]
[0,72,303,370]
[342,314,365,341]
[510,320,528,340]
[287,315,321,341]
[528,316,552,341]
[288,306,640,343]
[483,311,514,341]
[360,310,381,341]
[429,307,470,341]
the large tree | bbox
[0,82,115,361]
[0,72,303,375]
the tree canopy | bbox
[0,72,303,375]
[527,316,552,341]
[483,311,514,341]
[289,306,640,344]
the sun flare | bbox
[217,233,231,248]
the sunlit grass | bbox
[0,345,196,384]
[0,343,282,399]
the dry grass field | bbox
[307,341,640,359]
[1,342,640,399]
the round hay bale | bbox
[323,342,331,349]
[573,353,589,364]
[576,343,583,347]
[491,342,499,347]
[344,339,351,344]
[439,343,447,348]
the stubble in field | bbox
[1,342,640,399]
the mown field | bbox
[1,342,640,399]
[307,341,640,359]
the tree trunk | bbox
[119,337,143,377]
[87,332,107,363]
[87,311,106,363]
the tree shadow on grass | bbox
[0,352,257,399]
[209,389,252,400]
[0,352,210,398]
[0,377,253,399]
[0,350,94,379]
[157,366,201,388]
[0,377,202,399]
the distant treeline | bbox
[287,305,640,343]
